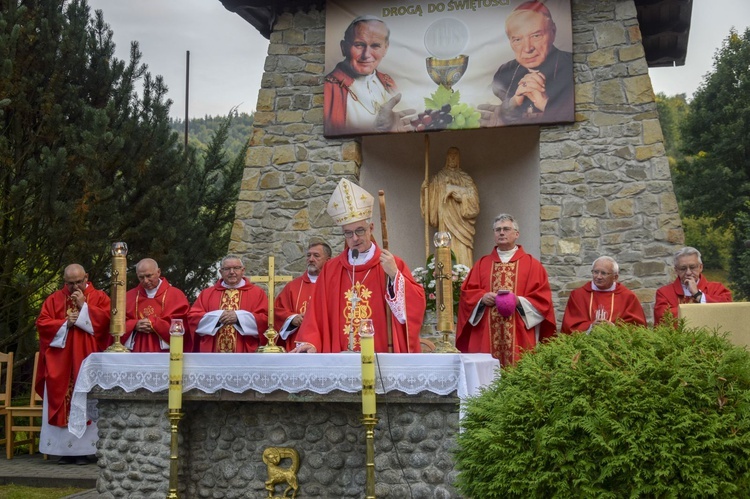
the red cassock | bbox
[654,276,733,326]
[187,279,268,353]
[296,245,425,353]
[123,278,192,353]
[561,282,646,334]
[456,246,556,366]
[273,273,315,348]
[35,283,111,426]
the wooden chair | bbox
[0,351,13,456]
[6,352,45,460]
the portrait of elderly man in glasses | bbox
[654,247,733,326]
[561,256,646,334]
[479,0,574,126]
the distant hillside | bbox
[171,112,254,158]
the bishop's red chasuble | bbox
[561,282,646,333]
[124,278,192,352]
[296,245,425,353]
[36,284,111,426]
[456,246,556,366]
[188,280,268,353]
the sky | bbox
[86,0,750,120]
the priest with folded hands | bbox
[188,255,268,352]
[561,256,646,334]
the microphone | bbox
[348,248,359,351]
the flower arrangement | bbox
[412,254,471,316]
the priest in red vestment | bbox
[123,258,192,352]
[456,214,556,366]
[655,246,732,326]
[35,263,110,461]
[292,179,425,353]
[561,256,646,333]
[274,239,331,347]
[188,255,269,352]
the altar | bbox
[74,352,499,498]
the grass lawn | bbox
[0,485,87,498]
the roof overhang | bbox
[218,0,692,67]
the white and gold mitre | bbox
[327,179,374,225]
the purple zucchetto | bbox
[495,292,516,318]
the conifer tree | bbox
[0,0,247,358]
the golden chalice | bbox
[426,55,469,90]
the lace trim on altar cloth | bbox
[68,352,499,437]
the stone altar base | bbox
[94,389,462,498]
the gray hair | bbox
[591,256,619,275]
[220,254,246,268]
[673,247,702,266]
[493,213,519,231]
[343,16,390,44]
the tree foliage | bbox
[0,0,246,359]
[673,28,750,226]
[455,323,750,498]
[171,111,254,159]
[655,92,688,161]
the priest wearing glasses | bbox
[654,247,732,326]
[292,179,425,353]
[561,256,646,334]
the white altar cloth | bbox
[69,353,500,438]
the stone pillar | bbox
[540,0,682,322]
[232,0,684,323]
[229,7,360,276]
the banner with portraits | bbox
[324,0,574,137]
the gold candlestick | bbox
[106,242,130,352]
[433,232,460,353]
[167,319,185,498]
[359,318,377,498]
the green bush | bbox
[455,323,750,498]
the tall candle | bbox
[359,319,376,416]
[168,319,185,410]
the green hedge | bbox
[455,323,750,498]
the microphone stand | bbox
[348,249,359,352]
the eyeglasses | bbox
[65,278,86,286]
[591,271,613,277]
[343,227,367,239]
[220,266,244,272]
[494,227,516,233]
[676,265,700,273]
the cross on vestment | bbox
[250,256,293,352]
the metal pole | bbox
[184,51,190,152]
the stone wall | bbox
[229,0,683,324]
[94,391,461,498]
[540,0,682,322]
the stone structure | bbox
[95,389,460,498]
[229,0,683,325]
